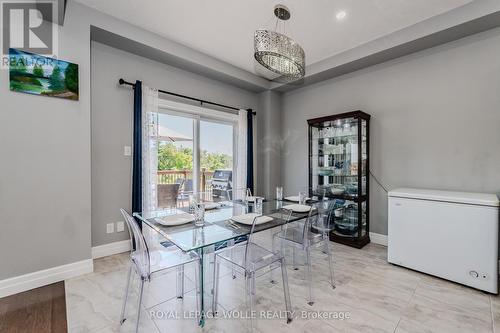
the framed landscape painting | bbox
[9,48,79,100]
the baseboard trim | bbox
[91,240,130,259]
[0,259,93,298]
[370,232,388,246]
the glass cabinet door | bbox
[360,119,368,237]
[361,119,367,196]
[311,117,359,199]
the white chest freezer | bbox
[388,188,499,293]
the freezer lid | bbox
[388,188,499,207]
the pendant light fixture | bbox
[254,4,305,80]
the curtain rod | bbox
[118,78,255,114]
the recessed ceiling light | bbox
[336,10,347,20]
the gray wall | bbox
[91,42,260,246]
[281,27,500,235]
[0,4,92,280]
[0,1,269,281]
[4,0,498,282]
[256,90,283,199]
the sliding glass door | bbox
[200,119,235,194]
[157,112,195,179]
[155,102,237,208]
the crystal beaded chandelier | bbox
[254,4,305,80]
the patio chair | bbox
[157,183,180,209]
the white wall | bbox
[281,27,500,235]
[91,41,259,246]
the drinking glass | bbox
[275,199,283,210]
[188,194,197,214]
[276,186,284,201]
[194,203,205,227]
[299,191,307,205]
[316,187,326,200]
[238,189,248,204]
[255,197,263,215]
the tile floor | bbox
[66,229,500,333]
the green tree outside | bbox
[158,143,193,170]
[157,143,232,171]
[201,150,232,171]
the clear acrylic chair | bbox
[119,209,201,332]
[212,214,293,330]
[273,201,336,305]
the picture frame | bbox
[9,48,79,101]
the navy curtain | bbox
[246,109,254,193]
[131,80,142,214]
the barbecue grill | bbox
[211,170,232,197]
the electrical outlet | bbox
[116,221,125,232]
[124,146,132,156]
[106,223,114,234]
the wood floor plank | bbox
[0,282,67,333]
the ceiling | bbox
[77,0,473,77]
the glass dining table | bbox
[133,199,314,326]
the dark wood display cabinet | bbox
[308,111,370,248]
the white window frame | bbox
[158,98,239,193]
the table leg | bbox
[197,248,205,327]
[196,244,218,327]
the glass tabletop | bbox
[133,200,314,252]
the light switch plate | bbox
[124,146,132,156]
[106,223,114,234]
[116,221,125,232]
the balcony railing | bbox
[157,168,214,192]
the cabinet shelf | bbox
[314,136,367,141]
[317,193,367,201]
[309,153,353,157]
[314,135,359,140]
[314,174,358,177]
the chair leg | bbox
[135,277,145,333]
[251,274,256,296]
[212,257,220,313]
[244,272,255,331]
[305,247,314,306]
[194,261,201,321]
[176,265,184,299]
[231,247,236,279]
[292,247,299,270]
[270,236,278,284]
[120,265,133,325]
[280,258,293,324]
[324,240,336,289]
